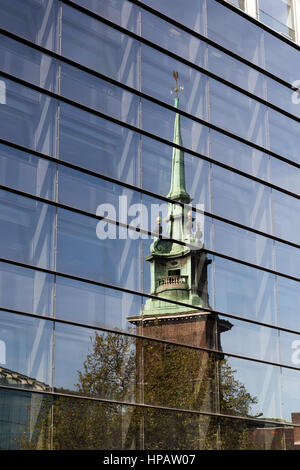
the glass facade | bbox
[0,0,300,450]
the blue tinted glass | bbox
[268,108,300,165]
[276,241,300,279]
[219,316,279,364]
[56,208,141,291]
[212,165,272,233]
[264,32,300,83]
[267,77,300,120]
[214,256,276,325]
[208,45,265,99]
[60,63,139,126]
[0,191,55,269]
[209,78,266,146]
[141,9,207,67]
[55,275,142,331]
[0,144,56,200]
[0,311,53,389]
[272,190,300,245]
[0,389,51,450]
[0,34,58,92]
[270,155,300,196]
[0,78,57,156]
[141,0,206,34]
[0,262,54,316]
[141,44,207,117]
[62,4,139,89]
[59,103,140,185]
[277,276,300,331]
[0,0,59,50]
[210,129,269,180]
[206,0,264,66]
[214,219,274,270]
[71,0,139,32]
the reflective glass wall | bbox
[0,0,300,450]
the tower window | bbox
[168,269,181,276]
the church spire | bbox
[166,72,191,204]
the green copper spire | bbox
[166,94,191,204]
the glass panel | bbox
[52,397,217,450]
[53,395,124,450]
[275,241,300,280]
[206,0,264,67]
[0,143,56,200]
[0,262,53,317]
[54,321,294,422]
[55,275,142,333]
[56,208,141,291]
[60,62,140,127]
[70,0,140,33]
[212,165,272,233]
[0,311,52,391]
[282,368,300,429]
[0,78,57,156]
[207,44,265,99]
[0,389,51,450]
[259,0,295,40]
[210,129,269,180]
[141,97,209,164]
[209,78,266,146]
[217,315,279,364]
[141,0,206,34]
[59,103,140,186]
[220,356,282,420]
[54,323,137,403]
[0,389,295,450]
[272,190,300,246]
[57,159,211,246]
[62,4,139,89]
[270,157,300,196]
[0,190,55,270]
[0,34,58,92]
[141,44,208,119]
[267,77,300,120]
[214,256,276,325]
[54,323,217,413]
[213,219,274,270]
[141,9,207,68]
[57,161,141,216]
[277,276,300,332]
[268,108,300,165]
[279,330,300,368]
[219,416,290,450]
[264,31,300,83]
[141,135,210,211]
[0,0,59,50]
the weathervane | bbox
[171,71,184,96]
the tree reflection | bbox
[20,329,265,450]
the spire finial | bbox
[171,71,184,97]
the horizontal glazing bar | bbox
[0,182,299,283]
[0,304,300,372]
[0,253,299,339]
[0,383,295,429]
[1,71,300,252]
[0,35,299,199]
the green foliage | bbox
[20,330,261,450]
